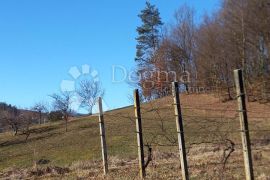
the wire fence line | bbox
[0,69,269,179]
[103,93,269,150]
[89,69,269,179]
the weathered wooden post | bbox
[234,69,254,180]
[172,82,189,180]
[98,97,109,175]
[134,89,146,179]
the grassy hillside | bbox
[0,94,269,179]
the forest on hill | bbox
[135,0,270,102]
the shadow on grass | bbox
[0,126,62,148]
[29,125,60,134]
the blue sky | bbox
[0,0,221,111]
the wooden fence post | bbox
[134,89,146,179]
[172,82,189,180]
[98,97,109,175]
[234,69,254,180]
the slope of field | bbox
[0,94,269,179]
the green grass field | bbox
[0,94,269,179]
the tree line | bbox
[0,76,104,134]
[135,0,270,102]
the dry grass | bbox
[1,147,269,179]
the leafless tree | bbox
[19,112,33,141]
[32,102,48,125]
[193,0,270,101]
[0,102,35,136]
[1,109,21,136]
[139,5,196,99]
[76,79,104,115]
[50,92,73,132]
[171,5,196,92]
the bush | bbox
[48,111,63,122]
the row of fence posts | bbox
[97,69,254,180]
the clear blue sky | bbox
[0,0,220,111]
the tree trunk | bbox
[65,119,68,132]
[65,115,68,132]
[14,128,18,136]
[39,111,42,125]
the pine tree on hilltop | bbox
[135,2,163,66]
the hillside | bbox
[0,94,269,179]
[0,108,44,133]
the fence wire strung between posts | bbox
[0,69,269,179]
[97,69,270,179]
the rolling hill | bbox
[0,94,269,179]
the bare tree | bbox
[138,4,196,99]
[0,102,35,135]
[76,79,104,115]
[193,0,270,101]
[1,109,21,136]
[32,102,48,125]
[0,104,17,135]
[19,112,33,141]
[50,92,73,132]
[171,4,196,92]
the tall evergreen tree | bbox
[135,2,163,66]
